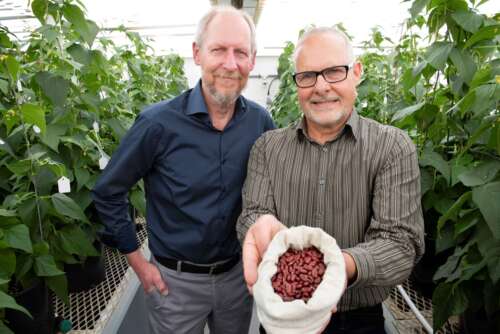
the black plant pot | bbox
[5,280,54,334]
[65,242,106,293]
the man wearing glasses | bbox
[237,27,424,333]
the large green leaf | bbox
[130,188,146,217]
[449,48,476,84]
[391,102,425,122]
[58,226,99,257]
[46,274,68,305]
[451,10,483,33]
[0,137,15,157]
[34,254,64,277]
[424,41,453,70]
[409,0,429,17]
[20,104,46,135]
[41,124,67,152]
[74,167,90,191]
[458,161,500,187]
[437,192,472,232]
[51,193,89,223]
[464,25,500,49]
[31,0,48,24]
[0,249,16,279]
[6,159,31,176]
[0,290,31,317]
[0,209,16,217]
[34,72,69,107]
[67,43,91,66]
[432,283,468,330]
[420,148,451,184]
[4,224,32,253]
[62,4,99,47]
[472,182,500,239]
[4,55,20,82]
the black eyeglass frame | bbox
[292,62,354,88]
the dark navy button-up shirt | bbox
[92,81,275,263]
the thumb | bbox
[154,272,168,296]
[242,232,260,293]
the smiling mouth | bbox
[311,98,340,106]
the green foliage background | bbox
[0,0,187,329]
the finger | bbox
[156,277,169,296]
[242,232,260,289]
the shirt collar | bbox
[294,108,360,142]
[185,80,247,116]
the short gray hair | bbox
[194,5,257,54]
[293,27,354,69]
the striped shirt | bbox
[237,110,424,311]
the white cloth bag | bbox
[253,226,346,334]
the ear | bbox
[192,42,201,65]
[352,61,363,86]
[249,50,257,71]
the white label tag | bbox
[17,80,22,92]
[93,121,99,132]
[57,176,71,193]
[0,139,4,145]
[33,125,41,134]
[99,155,109,170]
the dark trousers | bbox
[259,304,386,334]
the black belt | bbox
[154,254,240,275]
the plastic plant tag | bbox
[33,125,41,134]
[17,80,22,92]
[99,154,109,170]
[93,121,99,132]
[58,176,71,193]
[0,139,4,145]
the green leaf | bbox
[106,118,128,140]
[4,56,20,82]
[464,24,500,49]
[458,161,500,187]
[34,254,64,277]
[409,0,429,17]
[0,319,15,333]
[0,137,15,157]
[451,10,484,33]
[420,148,451,184]
[46,274,68,305]
[391,102,425,122]
[130,188,146,217]
[472,182,500,239]
[31,0,48,24]
[424,41,453,70]
[41,124,67,152]
[74,167,90,191]
[4,224,32,253]
[51,193,89,223]
[0,290,31,317]
[420,168,433,196]
[0,209,16,217]
[67,43,91,66]
[6,159,31,176]
[437,192,472,232]
[58,225,99,257]
[34,72,69,107]
[20,104,46,135]
[62,4,99,47]
[432,283,468,330]
[449,48,476,84]
[0,249,16,279]
[0,78,8,94]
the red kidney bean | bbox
[271,246,326,302]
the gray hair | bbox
[293,27,354,69]
[194,5,257,54]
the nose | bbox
[314,73,331,92]
[223,50,238,70]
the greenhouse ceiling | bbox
[1,0,498,56]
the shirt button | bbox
[322,147,328,152]
[319,179,325,185]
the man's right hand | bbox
[242,214,286,294]
[126,250,168,295]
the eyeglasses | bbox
[293,63,354,88]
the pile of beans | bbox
[271,246,326,302]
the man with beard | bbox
[92,6,274,334]
[237,27,424,333]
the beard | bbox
[206,71,245,109]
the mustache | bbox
[215,71,242,80]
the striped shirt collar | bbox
[294,108,360,143]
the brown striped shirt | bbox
[236,110,424,311]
